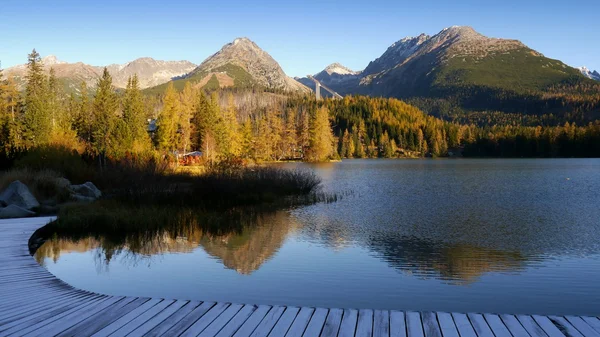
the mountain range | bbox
[299,26,596,97]
[3,55,196,91]
[4,26,598,114]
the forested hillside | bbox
[2,50,600,170]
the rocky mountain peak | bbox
[193,37,309,92]
[577,66,600,81]
[41,55,66,66]
[324,63,359,76]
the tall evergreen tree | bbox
[23,49,50,147]
[156,82,179,153]
[307,106,334,162]
[178,82,196,154]
[92,68,118,164]
[123,74,151,153]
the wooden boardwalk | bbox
[1,217,599,337]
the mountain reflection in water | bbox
[36,209,526,283]
[33,160,600,315]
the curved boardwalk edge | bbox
[1,217,599,337]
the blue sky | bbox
[1,0,599,77]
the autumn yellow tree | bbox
[178,82,196,154]
[307,106,334,162]
[156,82,179,153]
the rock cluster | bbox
[0,179,102,219]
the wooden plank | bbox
[126,300,190,337]
[564,316,600,337]
[0,295,106,333]
[532,315,566,337]
[105,299,176,336]
[355,309,374,337]
[338,309,359,337]
[302,307,329,337]
[468,313,495,337]
[90,298,164,337]
[56,297,150,337]
[236,306,280,337]
[518,315,550,337]
[451,313,477,337]
[437,313,459,337]
[407,312,425,337]
[0,290,86,318]
[214,304,259,337]
[581,317,600,334]
[500,314,531,337]
[483,314,513,337]
[197,304,245,337]
[391,311,407,337]
[374,310,390,337]
[282,306,314,337]
[144,301,203,337]
[321,308,343,337]
[245,306,286,337]
[180,302,232,337]
[21,296,125,336]
[548,316,585,337]
[160,302,217,337]
[0,292,94,325]
[422,312,442,337]
[264,306,299,337]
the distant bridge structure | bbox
[307,75,343,100]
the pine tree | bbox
[92,68,118,164]
[298,109,310,159]
[307,106,334,162]
[283,108,298,159]
[23,49,51,147]
[178,82,196,154]
[123,74,151,153]
[222,93,241,156]
[74,81,93,144]
[156,82,179,153]
[240,118,254,158]
[268,109,283,160]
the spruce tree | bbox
[307,106,334,162]
[23,49,50,147]
[156,82,179,153]
[178,82,196,154]
[123,74,151,153]
[92,68,118,164]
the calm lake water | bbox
[35,159,600,315]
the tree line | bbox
[2,50,600,166]
[0,50,336,165]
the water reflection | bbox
[369,236,526,284]
[37,209,528,283]
[36,210,302,275]
[34,159,600,314]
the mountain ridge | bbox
[3,55,196,91]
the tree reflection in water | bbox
[35,206,529,284]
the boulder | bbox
[70,182,101,199]
[0,204,36,219]
[0,180,40,210]
[70,194,96,203]
[54,177,72,190]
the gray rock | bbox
[70,182,101,199]
[0,204,36,219]
[0,180,40,210]
[54,177,72,190]
[70,193,96,203]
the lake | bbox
[34,159,600,315]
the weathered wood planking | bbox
[0,217,598,337]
